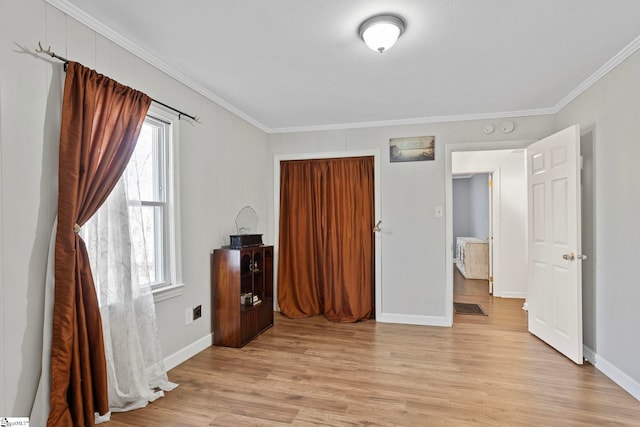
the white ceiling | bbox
[55,0,640,132]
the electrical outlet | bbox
[193,305,202,320]
[185,308,193,325]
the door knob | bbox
[562,252,587,261]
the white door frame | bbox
[272,150,382,318]
[445,140,531,325]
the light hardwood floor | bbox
[108,270,640,426]
[453,265,528,331]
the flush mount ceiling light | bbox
[359,14,406,53]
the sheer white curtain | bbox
[83,178,176,419]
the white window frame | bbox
[143,105,184,302]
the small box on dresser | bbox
[211,245,274,348]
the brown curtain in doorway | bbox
[278,156,374,323]
[49,62,151,426]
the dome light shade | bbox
[359,15,406,53]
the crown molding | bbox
[273,31,640,134]
[44,0,271,133]
[269,107,555,134]
[271,33,640,133]
[554,33,640,113]
[45,0,640,135]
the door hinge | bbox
[489,276,494,282]
[488,179,493,188]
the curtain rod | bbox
[36,42,201,123]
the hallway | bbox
[453,264,528,331]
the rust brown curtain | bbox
[278,156,374,323]
[49,62,151,427]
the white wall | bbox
[268,126,449,323]
[469,174,489,239]
[452,178,471,256]
[0,70,5,420]
[266,117,554,325]
[1,0,267,416]
[451,150,527,298]
[452,174,489,258]
[555,48,640,396]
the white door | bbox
[527,125,583,364]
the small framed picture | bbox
[389,136,435,162]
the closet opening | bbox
[272,150,382,322]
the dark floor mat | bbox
[454,302,487,316]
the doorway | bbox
[273,150,382,319]
[447,129,595,365]
[450,149,528,325]
[450,150,527,327]
[445,142,529,326]
[277,156,375,322]
[452,172,492,294]
[451,171,508,325]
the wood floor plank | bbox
[107,270,640,426]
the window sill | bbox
[152,282,185,303]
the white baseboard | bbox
[377,313,449,327]
[583,345,640,401]
[583,346,596,364]
[495,291,527,299]
[164,333,212,371]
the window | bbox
[84,108,183,302]
[126,109,183,300]
[126,116,169,287]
